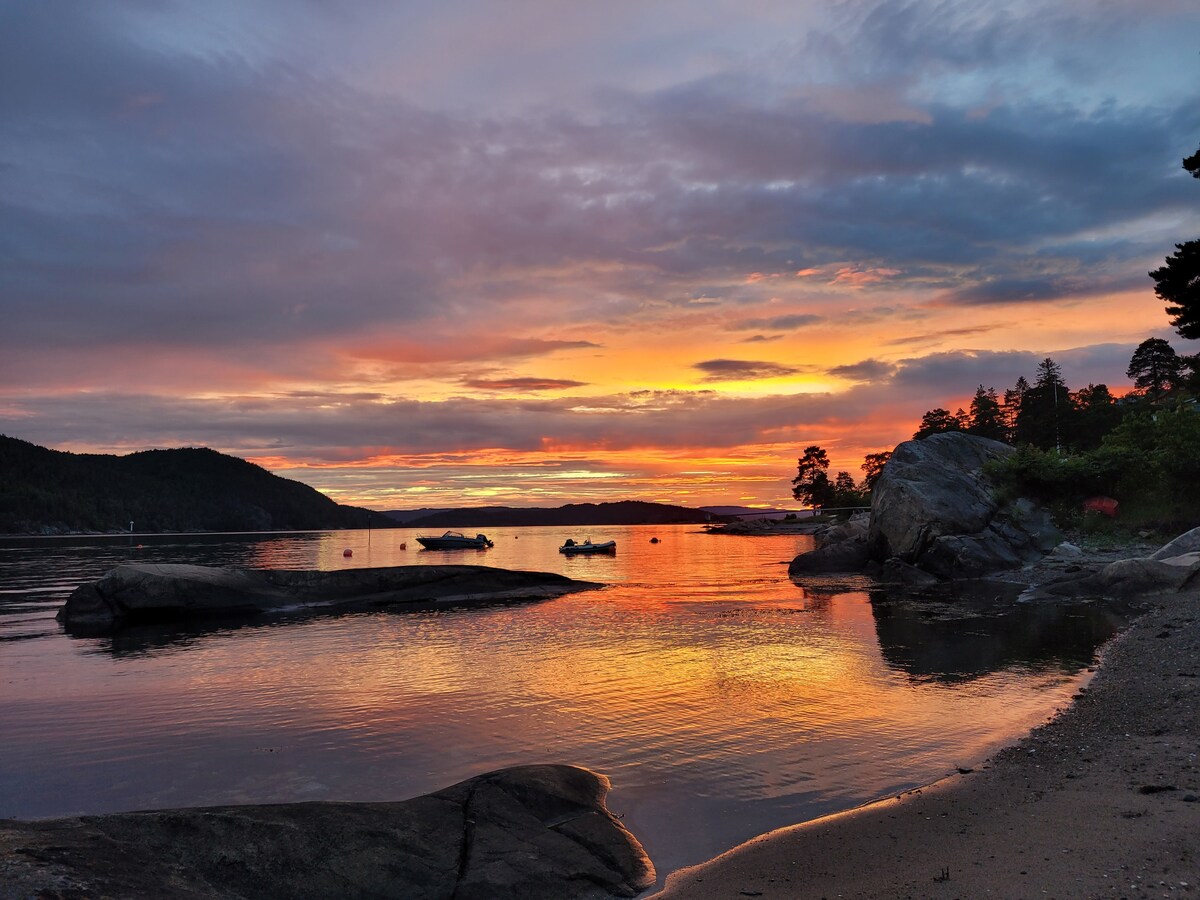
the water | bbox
[0,525,1126,884]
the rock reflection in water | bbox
[868,581,1136,681]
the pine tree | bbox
[1015,358,1072,450]
[966,385,1006,441]
[1150,146,1200,339]
[792,446,832,508]
[1126,337,1183,401]
[913,408,962,439]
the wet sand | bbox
[656,586,1200,899]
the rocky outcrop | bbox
[0,764,654,900]
[868,434,1060,578]
[787,514,871,574]
[1151,526,1200,560]
[1042,548,1200,599]
[789,433,1061,580]
[58,563,601,631]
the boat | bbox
[416,531,494,550]
[559,538,616,555]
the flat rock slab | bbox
[58,563,601,630]
[0,765,654,900]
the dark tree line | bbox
[791,445,888,510]
[912,339,1199,454]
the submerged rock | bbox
[0,764,655,900]
[57,563,601,631]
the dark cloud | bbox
[882,325,1000,348]
[0,388,847,460]
[1,0,1197,500]
[693,359,802,381]
[889,344,1147,394]
[2,1,1195,368]
[827,359,897,383]
[730,314,825,331]
[460,377,588,391]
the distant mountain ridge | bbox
[0,435,388,535]
[385,501,723,528]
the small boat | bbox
[416,531,494,550]
[559,538,616,555]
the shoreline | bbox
[655,583,1200,898]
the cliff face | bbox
[0,435,384,534]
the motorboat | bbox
[559,538,616,555]
[416,531,494,550]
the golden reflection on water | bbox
[0,525,1115,884]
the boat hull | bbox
[416,531,493,550]
[559,541,616,555]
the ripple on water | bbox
[0,526,1117,884]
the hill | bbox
[386,501,722,528]
[0,435,387,535]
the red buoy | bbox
[343,548,353,557]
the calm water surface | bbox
[0,525,1124,884]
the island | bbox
[57,562,602,631]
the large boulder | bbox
[58,563,600,631]
[0,765,655,900]
[1044,551,1200,598]
[788,514,871,574]
[1151,526,1200,560]
[867,433,1060,579]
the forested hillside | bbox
[0,436,385,534]
[392,501,717,527]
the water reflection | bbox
[0,526,1134,885]
[869,581,1135,681]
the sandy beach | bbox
[656,583,1200,899]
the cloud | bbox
[1,0,1198,506]
[460,377,588,391]
[882,324,1001,348]
[692,359,802,382]
[827,359,897,383]
[730,314,825,332]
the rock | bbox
[1151,526,1200,560]
[1049,542,1084,559]
[788,516,871,574]
[58,563,601,631]
[1070,553,1200,598]
[878,558,941,586]
[866,433,1060,579]
[0,765,654,900]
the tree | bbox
[1002,376,1029,439]
[861,450,892,490]
[1126,337,1183,401]
[792,445,831,508]
[1072,383,1121,450]
[966,385,1006,441]
[1150,146,1200,339]
[1015,358,1072,450]
[828,470,868,509]
[913,408,961,439]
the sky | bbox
[2,0,1199,511]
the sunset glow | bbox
[3,2,1198,508]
